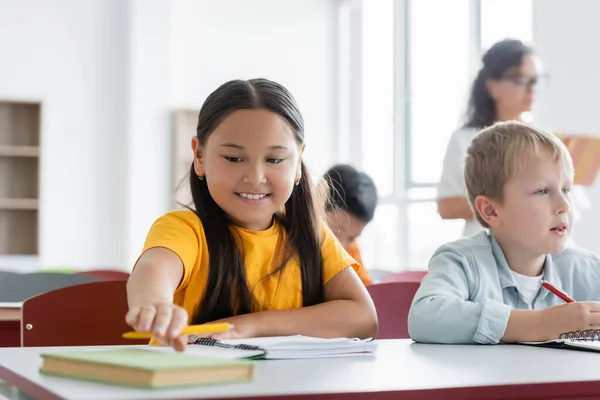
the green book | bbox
[40,348,255,388]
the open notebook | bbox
[519,329,600,353]
[153,335,377,360]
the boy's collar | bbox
[488,231,558,291]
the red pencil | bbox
[541,280,575,303]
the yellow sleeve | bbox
[320,222,360,284]
[139,211,201,290]
[347,241,373,286]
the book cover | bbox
[556,134,600,186]
[40,348,255,388]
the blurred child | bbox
[323,164,378,285]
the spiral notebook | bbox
[153,335,377,360]
[519,329,600,353]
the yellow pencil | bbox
[122,323,233,339]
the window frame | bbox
[337,0,529,270]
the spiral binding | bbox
[558,329,600,341]
[193,337,264,352]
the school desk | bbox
[0,302,21,347]
[0,339,599,399]
[0,302,21,321]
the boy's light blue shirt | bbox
[408,231,600,344]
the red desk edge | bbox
[1,364,600,400]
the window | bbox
[338,0,533,272]
[337,0,401,270]
[403,0,473,267]
[408,0,472,186]
[360,0,395,198]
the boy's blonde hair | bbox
[464,121,573,228]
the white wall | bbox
[125,0,173,268]
[533,0,600,253]
[169,0,338,174]
[0,0,340,270]
[123,0,339,267]
[0,0,129,270]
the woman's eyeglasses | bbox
[502,74,549,91]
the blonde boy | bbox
[408,121,600,344]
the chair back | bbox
[381,271,427,283]
[22,280,146,347]
[78,269,130,281]
[367,281,421,339]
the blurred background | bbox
[0,0,597,274]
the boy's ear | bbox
[473,195,501,228]
[191,136,205,178]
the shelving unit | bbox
[0,101,41,255]
[172,109,197,210]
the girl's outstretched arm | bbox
[211,267,378,340]
[125,248,189,351]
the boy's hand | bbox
[539,302,600,340]
[125,303,189,352]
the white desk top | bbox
[0,302,22,309]
[1,339,600,400]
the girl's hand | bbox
[125,303,189,352]
[188,314,261,342]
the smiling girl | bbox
[125,78,378,351]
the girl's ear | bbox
[295,145,305,184]
[191,136,205,178]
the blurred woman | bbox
[437,39,588,237]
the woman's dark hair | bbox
[324,164,378,223]
[465,39,533,129]
[190,78,325,324]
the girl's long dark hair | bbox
[465,39,533,129]
[190,79,324,324]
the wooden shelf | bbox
[0,210,38,254]
[0,146,39,157]
[0,158,38,199]
[0,199,38,210]
[0,101,40,256]
[0,102,40,146]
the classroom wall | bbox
[125,0,173,271]
[168,0,338,174]
[0,0,339,270]
[532,0,600,253]
[125,0,339,266]
[0,0,129,270]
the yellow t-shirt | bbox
[139,210,359,322]
[346,241,372,286]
